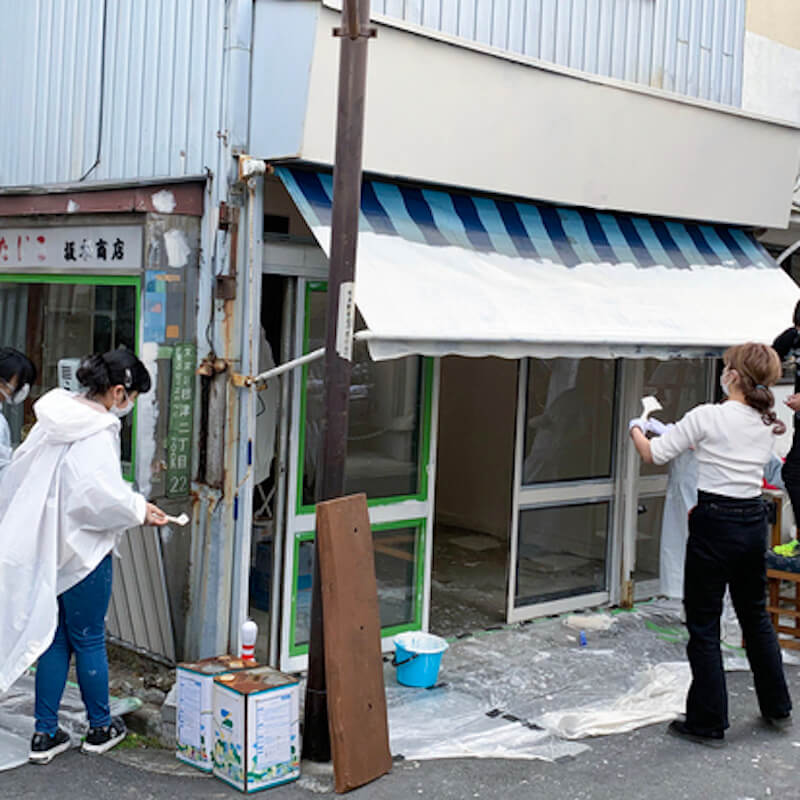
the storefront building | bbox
[2,0,800,671]
[0,183,204,663]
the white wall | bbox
[742,31,800,125]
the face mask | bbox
[719,373,730,397]
[110,390,135,418]
[10,383,29,405]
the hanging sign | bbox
[0,226,142,270]
[166,343,197,497]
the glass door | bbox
[633,358,714,599]
[279,280,436,672]
[508,357,619,621]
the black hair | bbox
[0,347,37,387]
[793,300,800,328]
[76,348,152,397]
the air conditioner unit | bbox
[57,358,82,392]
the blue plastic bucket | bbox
[391,632,448,688]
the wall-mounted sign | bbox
[0,226,142,270]
[166,343,197,498]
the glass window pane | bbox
[634,494,666,583]
[0,281,137,468]
[515,502,609,606]
[523,358,616,484]
[641,358,709,476]
[293,525,420,648]
[302,289,424,505]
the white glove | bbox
[628,417,646,432]
[646,419,674,436]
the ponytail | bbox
[723,343,785,434]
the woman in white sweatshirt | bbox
[0,349,168,764]
[630,342,792,747]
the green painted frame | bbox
[295,281,434,515]
[288,518,428,657]
[0,273,142,481]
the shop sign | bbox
[0,226,142,269]
[167,343,197,497]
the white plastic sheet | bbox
[0,672,141,771]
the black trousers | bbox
[684,492,792,735]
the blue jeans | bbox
[35,555,113,735]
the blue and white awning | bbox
[276,166,800,360]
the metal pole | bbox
[302,0,374,763]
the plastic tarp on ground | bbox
[276,166,800,362]
[382,603,800,761]
[0,672,140,771]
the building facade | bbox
[1,0,799,670]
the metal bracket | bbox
[215,275,237,300]
[333,25,377,39]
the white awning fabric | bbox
[276,166,800,361]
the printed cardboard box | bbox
[176,655,254,771]
[213,666,300,792]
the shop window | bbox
[292,523,422,652]
[523,358,616,484]
[300,285,427,508]
[515,501,609,605]
[0,278,139,479]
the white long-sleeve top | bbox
[650,401,777,499]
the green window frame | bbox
[296,281,434,514]
[0,273,142,482]
[289,519,427,657]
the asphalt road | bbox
[3,669,799,800]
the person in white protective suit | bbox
[0,347,37,478]
[0,349,168,764]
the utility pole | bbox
[302,0,375,763]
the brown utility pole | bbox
[302,0,375,763]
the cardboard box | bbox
[175,655,254,771]
[213,666,301,792]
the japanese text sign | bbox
[0,226,142,270]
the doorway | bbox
[431,356,518,636]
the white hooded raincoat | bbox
[0,389,146,693]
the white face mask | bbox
[10,383,29,405]
[0,380,27,406]
[719,373,730,397]
[110,390,135,418]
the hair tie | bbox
[756,384,767,390]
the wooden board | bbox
[316,494,392,794]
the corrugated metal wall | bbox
[0,0,226,187]
[373,0,745,105]
[108,527,176,663]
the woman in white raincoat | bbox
[0,349,168,764]
[0,347,37,477]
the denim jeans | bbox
[35,555,113,735]
[684,493,792,735]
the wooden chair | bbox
[764,491,800,651]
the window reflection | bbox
[0,282,136,466]
[302,289,423,505]
[523,358,616,484]
[516,502,609,605]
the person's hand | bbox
[146,502,168,526]
[785,394,800,413]
[646,419,674,436]
[628,417,646,434]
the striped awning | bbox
[276,166,800,360]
